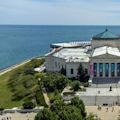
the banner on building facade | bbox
[89,63,93,78]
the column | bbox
[97,63,99,77]
[115,63,117,77]
[103,63,105,77]
[109,63,111,78]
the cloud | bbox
[0,0,120,25]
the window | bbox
[85,68,88,74]
[58,63,60,69]
[99,63,103,77]
[111,63,115,77]
[117,63,120,76]
[94,63,97,77]
[105,63,109,77]
[55,62,57,67]
[71,68,74,74]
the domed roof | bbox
[92,28,120,40]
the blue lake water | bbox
[0,25,120,69]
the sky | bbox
[0,0,120,25]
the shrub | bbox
[35,108,57,120]
[0,108,4,111]
[35,97,86,120]
[35,92,47,107]
[83,82,89,87]
[71,81,80,91]
[71,97,86,118]
[60,67,66,75]
[23,100,36,109]
[78,64,89,83]
[42,72,69,92]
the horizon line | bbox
[1,24,120,26]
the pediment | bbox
[92,53,120,59]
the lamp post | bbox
[109,86,112,91]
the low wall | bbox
[80,96,120,106]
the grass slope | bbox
[0,58,45,109]
[0,69,24,108]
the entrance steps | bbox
[91,83,120,88]
[90,77,120,87]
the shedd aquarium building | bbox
[45,29,120,84]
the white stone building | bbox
[45,46,90,78]
[45,29,120,84]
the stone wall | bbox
[66,62,89,78]
[45,55,89,78]
[45,55,55,72]
[80,96,119,106]
[45,55,66,72]
[92,39,120,49]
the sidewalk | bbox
[42,88,51,107]
[86,106,120,120]
[0,60,30,76]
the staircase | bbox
[91,77,120,88]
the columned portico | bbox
[115,63,117,77]
[97,63,99,77]
[92,62,120,78]
[109,63,111,78]
[103,63,105,77]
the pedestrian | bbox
[112,107,114,112]
[106,107,108,112]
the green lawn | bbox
[0,69,24,108]
[0,58,45,109]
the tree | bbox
[35,97,87,120]
[24,67,35,75]
[86,113,95,120]
[35,73,45,80]
[35,108,57,120]
[78,64,85,82]
[60,67,66,75]
[42,73,68,92]
[26,58,45,68]
[71,97,86,119]
[71,81,80,91]
[0,108,4,111]
[23,100,36,109]
[78,64,89,83]
[87,113,101,120]
[58,106,83,120]
[50,99,65,113]
[50,98,84,120]
[23,75,36,88]
[35,92,47,107]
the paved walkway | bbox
[42,88,51,107]
[86,106,120,120]
[75,87,120,106]
[76,87,120,96]
[0,60,30,76]
[0,113,36,120]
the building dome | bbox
[92,28,120,40]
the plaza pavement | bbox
[75,87,120,106]
[0,106,120,120]
[86,106,120,120]
[0,113,36,120]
